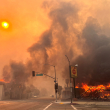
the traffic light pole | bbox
[54,66,57,102]
[44,64,58,102]
[33,64,58,102]
[44,65,57,102]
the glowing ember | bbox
[76,86,79,88]
[107,84,110,88]
[0,79,9,83]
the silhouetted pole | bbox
[73,78,76,98]
[65,55,72,103]
[54,65,57,102]
[44,64,57,102]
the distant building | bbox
[0,85,4,100]
[61,87,85,99]
[62,87,71,99]
[0,81,40,100]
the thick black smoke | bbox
[74,17,110,85]
[3,61,30,83]
[42,2,110,86]
[27,2,79,82]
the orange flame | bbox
[107,84,110,88]
[0,79,9,83]
[75,83,110,98]
[76,86,79,88]
[79,83,110,92]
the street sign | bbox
[71,66,77,78]
[36,74,43,76]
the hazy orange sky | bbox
[0,0,51,77]
[0,0,110,91]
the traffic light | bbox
[32,71,35,76]
[55,89,57,93]
[55,83,58,90]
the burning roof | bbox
[75,83,110,99]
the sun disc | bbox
[1,21,9,29]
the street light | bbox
[65,55,78,102]
[65,55,72,103]
[44,64,57,102]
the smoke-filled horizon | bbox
[1,0,110,94]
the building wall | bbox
[0,85,4,100]
[62,87,71,99]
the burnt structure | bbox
[62,87,85,99]
[0,81,40,100]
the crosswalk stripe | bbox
[43,103,53,110]
[71,105,77,110]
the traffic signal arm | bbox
[43,73,55,79]
[32,71,55,79]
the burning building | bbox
[0,84,4,100]
[76,83,110,100]
[62,81,110,100]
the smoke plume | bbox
[2,0,110,94]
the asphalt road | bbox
[0,98,110,110]
[71,104,110,110]
[0,97,55,110]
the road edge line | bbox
[43,103,53,110]
[71,105,77,110]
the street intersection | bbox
[0,97,110,110]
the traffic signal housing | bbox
[32,71,35,77]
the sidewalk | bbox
[55,99,110,105]
[45,100,110,110]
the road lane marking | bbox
[43,103,53,110]
[71,105,77,110]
